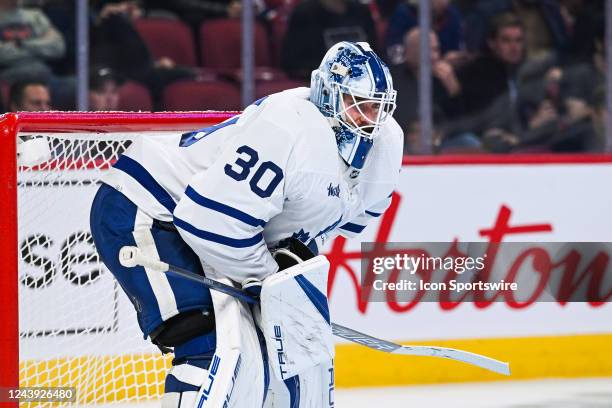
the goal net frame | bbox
[0,111,237,406]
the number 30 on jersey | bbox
[224,145,284,198]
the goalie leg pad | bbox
[264,359,335,408]
[191,270,267,407]
[162,361,209,408]
[260,254,334,381]
[161,284,268,408]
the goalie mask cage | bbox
[0,111,236,407]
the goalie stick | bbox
[119,246,510,375]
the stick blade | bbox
[393,345,511,375]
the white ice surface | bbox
[103,378,612,408]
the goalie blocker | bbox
[258,241,336,407]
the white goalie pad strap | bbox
[260,255,334,381]
[192,270,266,408]
[161,392,181,408]
[162,391,199,408]
[264,359,335,408]
[168,364,209,387]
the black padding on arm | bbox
[151,308,215,349]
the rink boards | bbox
[19,155,612,390]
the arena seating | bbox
[118,81,153,111]
[255,79,307,99]
[134,18,198,66]
[199,19,273,72]
[163,80,241,111]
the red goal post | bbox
[0,111,236,406]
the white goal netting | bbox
[18,131,175,406]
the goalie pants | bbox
[90,183,216,360]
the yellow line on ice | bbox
[335,333,612,387]
[20,334,612,403]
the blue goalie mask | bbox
[310,41,397,170]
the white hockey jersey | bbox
[102,88,403,282]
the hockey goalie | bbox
[90,41,402,407]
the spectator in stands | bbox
[281,0,377,80]
[374,0,400,20]
[0,0,66,83]
[441,13,561,153]
[559,24,605,117]
[91,0,195,109]
[543,26,607,152]
[456,13,525,118]
[89,67,121,111]
[8,79,51,111]
[477,82,604,153]
[390,28,465,153]
[385,0,466,66]
[463,0,568,62]
[41,0,78,77]
[445,52,604,154]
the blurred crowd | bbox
[0,0,607,154]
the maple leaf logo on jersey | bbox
[328,48,368,82]
[291,229,311,243]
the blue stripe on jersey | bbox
[113,155,176,213]
[294,275,330,324]
[174,216,263,248]
[283,376,300,408]
[185,186,266,228]
[365,210,382,217]
[339,222,366,234]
